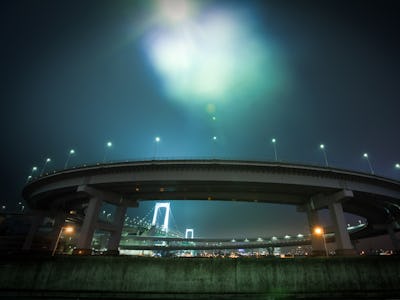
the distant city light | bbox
[395,163,400,169]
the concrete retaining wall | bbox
[0,256,399,299]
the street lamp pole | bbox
[314,226,328,257]
[64,149,75,169]
[154,136,161,159]
[271,138,277,161]
[52,226,74,256]
[212,136,217,158]
[31,166,37,176]
[320,144,329,167]
[40,158,51,176]
[363,153,374,175]
[103,141,112,163]
[27,166,38,183]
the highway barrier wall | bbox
[0,256,399,299]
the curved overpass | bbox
[22,159,400,252]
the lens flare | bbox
[141,1,286,106]
[158,0,194,24]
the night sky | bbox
[1,1,399,242]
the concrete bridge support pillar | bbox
[306,208,326,256]
[22,210,45,251]
[328,201,356,256]
[387,223,400,252]
[73,192,102,255]
[106,205,127,255]
[305,189,355,256]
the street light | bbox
[103,141,113,163]
[52,225,74,256]
[27,166,38,182]
[395,163,400,169]
[271,138,277,161]
[212,136,217,158]
[64,149,75,169]
[31,166,38,176]
[319,144,329,167]
[313,226,328,257]
[40,158,51,176]
[154,136,161,159]
[363,153,374,175]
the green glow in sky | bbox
[143,1,286,107]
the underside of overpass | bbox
[21,160,400,255]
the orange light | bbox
[314,226,324,235]
[64,226,74,234]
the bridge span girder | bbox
[21,160,400,255]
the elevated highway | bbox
[119,222,367,251]
[22,159,400,255]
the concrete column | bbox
[306,208,325,256]
[22,211,45,251]
[106,205,127,254]
[328,201,356,255]
[387,223,400,251]
[74,195,102,254]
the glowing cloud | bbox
[142,1,285,105]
